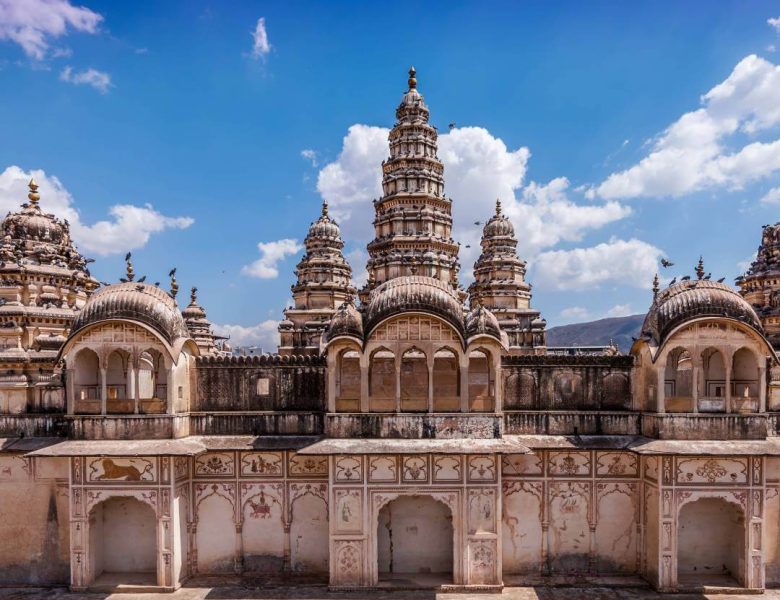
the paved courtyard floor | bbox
[0,585,776,600]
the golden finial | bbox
[27,178,40,206]
[495,198,502,215]
[408,66,417,90]
[190,286,197,304]
[695,256,705,280]
[652,273,660,298]
[125,252,134,282]
[322,201,328,217]
[169,267,178,300]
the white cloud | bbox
[0,0,102,60]
[761,186,780,204]
[533,238,664,291]
[590,55,780,200]
[769,44,777,54]
[738,251,757,273]
[301,149,318,167]
[59,65,111,93]
[250,17,270,60]
[605,303,633,318]
[316,124,631,274]
[769,17,780,33]
[560,306,590,321]
[0,165,194,255]
[213,320,279,350]
[345,247,368,288]
[241,239,301,279]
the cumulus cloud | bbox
[533,238,664,291]
[241,239,302,279]
[605,303,634,318]
[213,320,279,350]
[59,65,111,93]
[590,55,780,200]
[769,17,780,33]
[317,124,631,275]
[250,17,271,60]
[559,306,590,321]
[301,149,318,167]
[761,186,780,204]
[0,165,194,255]
[0,0,102,60]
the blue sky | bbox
[1,1,780,348]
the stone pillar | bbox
[725,361,733,414]
[234,522,244,574]
[460,355,470,413]
[427,353,434,413]
[327,353,337,413]
[394,354,401,413]
[167,367,176,415]
[128,365,138,414]
[66,368,75,415]
[99,367,107,415]
[760,364,767,413]
[656,364,665,414]
[691,354,700,413]
[359,363,369,413]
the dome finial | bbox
[695,256,705,280]
[322,201,329,217]
[125,252,134,282]
[652,273,660,298]
[27,178,40,206]
[495,198,502,215]
[169,267,178,300]
[190,286,198,304]
[408,66,417,91]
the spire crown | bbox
[696,256,705,280]
[125,252,134,282]
[408,66,417,90]
[495,198,502,215]
[27,178,40,206]
[190,286,198,304]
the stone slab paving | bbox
[0,587,778,600]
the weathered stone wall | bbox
[195,355,326,413]
[0,454,69,584]
[765,457,780,585]
[502,355,634,412]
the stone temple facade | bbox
[3,69,780,594]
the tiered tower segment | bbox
[278,202,355,355]
[468,199,546,351]
[364,68,461,295]
[738,221,780,348]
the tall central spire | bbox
[364,67,460,292]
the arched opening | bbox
[468,349,494,412]
[732,348,759,412]
[138,349,166,414]
[106,350,131,414]
[73,348,100,414]
[664,347,693,412]
[677,498,744,588]
[377,496,453,587]
[88,496,157,588]
[433,348,459,411]
[369,348,395,412]
[701,348,726,412]
[336,349,361,413]
[400,347,427,412]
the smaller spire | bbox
[321,201,329,218]
[125,252,135,282]
[190,286,198,304]
[695,256,705,280]
[169,267,178,300]
[495,198,502,215]
[408,66,417,91]
[27,178,40,206]
[652,273,660,298]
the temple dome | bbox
[307,203,341,241]
[365,275,465,336]
[641,279,762,345]
[1,182,66,244]
[481,200,515,239]
[72,282,189,343]
[465,304,501,340]
[324,299,363,342]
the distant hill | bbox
[546,314,645,353]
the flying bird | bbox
[660,258,674,268]
[474,221,482,226]
[448,123,456,131]
[168,268,176,277]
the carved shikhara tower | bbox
[278,202,355,355]
[469,200,546,351]
[739,222,780,348]
[365,68,460,293]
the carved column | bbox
[725,358,733,414]
[359,363,369,413]
[427,352,434,413]
[394,353,401,413]
[759,364,767,413]
[167,367,175,415]
[66,367,75,415]
[128,364,138,414]
[234,522,244,574]
[691,353,700,413]
[656,363,666,414]
[99,367,107,415]
[460,355,470,413]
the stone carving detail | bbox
[470,540,496,584]
[288,454,328,477]
[548,451,590,477]
[195,452,235,476]
[174,457,189,480]
[240,482,283,520]
[433,455,462,482]
[644,456,658,481]
[335,489,362,533]
[368,456,397,483]
[596,452,637,477]
[468,455,496,482]
[371,317,458,342]
[88,457,155,482]
[502,453,543,476]
[468,488,496,534]
[402,456,428,482]
[335,542,361,582]
[335,457,362,482]
[676,457,747,484]
[240,452,283,476]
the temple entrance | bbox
[677,498,744,588]
[88,496,157,589]
[377,495,453,587]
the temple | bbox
[2,68,780,595]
